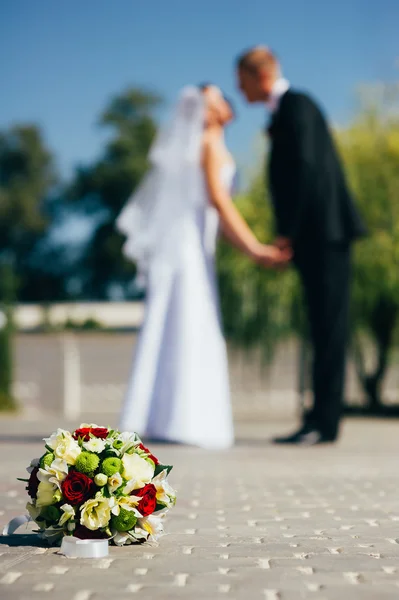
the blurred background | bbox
[0,0,398,423]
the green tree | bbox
[217,173,299,361]
[70,88,162,299]
[0,263,17,410]
[0,124,58,300]
[337,87,399,409]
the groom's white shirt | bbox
[267,78,290,113]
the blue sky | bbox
[1,0,397,181]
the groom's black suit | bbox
[267,89,366,440]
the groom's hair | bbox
[198,83,236,117]
[236,46,279,75]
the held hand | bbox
[250,243,293,268]
[274,237,292,251]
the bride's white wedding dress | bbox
[118,162,235,449]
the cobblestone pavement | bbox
[0,416,399,599]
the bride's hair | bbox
[198,83,236,118]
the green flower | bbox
[111,508,137,532]
[113,440,123,450]
[101,457,122,477]
[75,451,100,477]
[40,505,61,524]
[40,453,55,469]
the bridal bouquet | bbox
[20,424,176,546]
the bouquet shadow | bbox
[0,533,48,548]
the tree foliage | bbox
[69,88,162,299]
[0,124,58,299]
[336,87,399,408]
[217,173,300,361]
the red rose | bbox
[73,427,108,441]
[27,467,40,499]
[138,443,159,465]
[73,427,91,441]
[90,428,108,439]
[61,471,95,505]
[74,525,109,540]
[135,484,157,517]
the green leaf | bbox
[154,464,173,477]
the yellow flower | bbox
[121,453,154,488]
[80,493,114,531]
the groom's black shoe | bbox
[272,425,336,446]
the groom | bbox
[236,46,367,445]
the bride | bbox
[117,85,290,449]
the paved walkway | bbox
[1,416,399,599]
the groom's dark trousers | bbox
[267,89,367,440]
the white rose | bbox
[122,453,154,488]
[80,493,114,531]
[44,429,81,465]
[54,438,81,465]
[36,481,57,508]
[83,438,106,454]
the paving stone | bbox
[0,417,398,598]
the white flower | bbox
[54,438,81,465]
[38,458,68,489]
[152,470,176,507]
[94,473,108,487]
[44,429,81,465]
[36,481,58,508]
[44,428,70,450]
[122,453,154,488]
[107,472,123,494]
[59,504,75,527]
[80,493,115,531]
[137,513,165,542]
[111,493,142,518]
[122,479,139,496]
[83,438,106,453]
[117,431,140,454]
[112,532,132,546]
